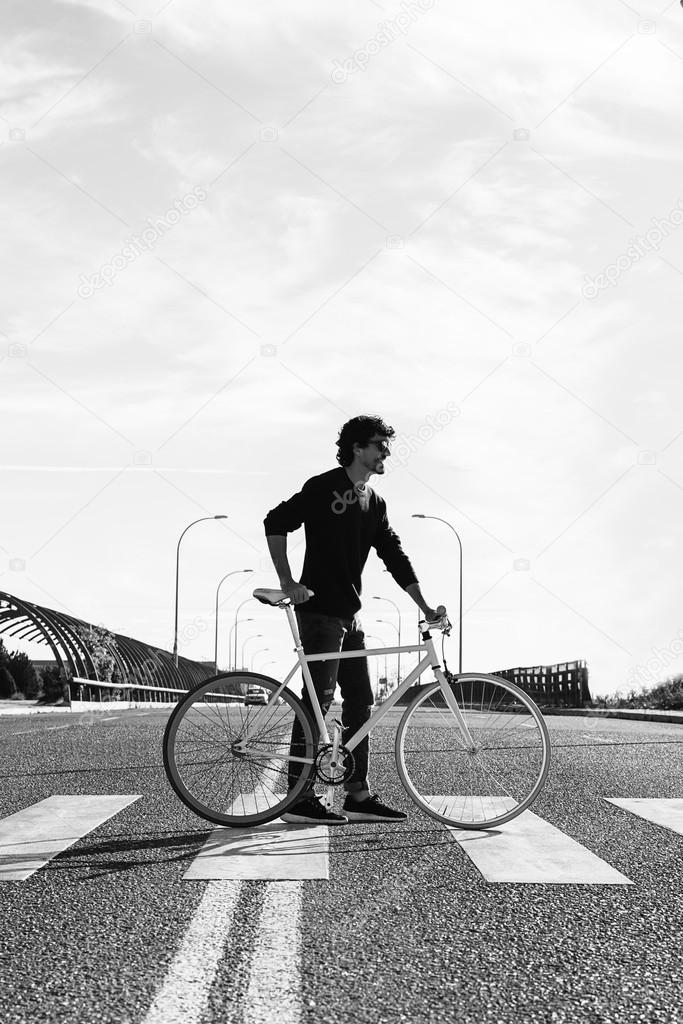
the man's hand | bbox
[405,584,447,624]
[424,604,447,622]
[280,579,312,605]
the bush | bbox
[605,674,683,711]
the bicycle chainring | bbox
[314,744,355,785]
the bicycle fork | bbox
[433,666,477,751]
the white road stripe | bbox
[438,796,632,884]
[142,880,241,1024]
[0,795,140,881]
[184,821,329,881]
[184,785,328,880]
[245,882,303,1024]
[605,798,683,835]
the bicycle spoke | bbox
[163,673,316,826]
[396,674,550,828]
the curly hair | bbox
[335,415,396,467]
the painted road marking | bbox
[437,796,632,884]
[184,783,328,881]
[605,798,683,836]
[244,882,303,1024]
[184,821,329,880]
[0,795,140,881]
[142,880,241,1024]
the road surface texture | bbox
[0,708,681,1024]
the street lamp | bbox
[214,569,253,671]
[234,597,257,669]
[250,646,270,671]
[241,633,263,669]
[173,515,228,667]
[228,617,253,669]
[364,632,386,699]
[412,514,463,673]
[373,595,402,684]
[375,618,399,691]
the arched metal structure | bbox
[0,592,213,693]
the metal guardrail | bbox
[71,677,186,703]
[69,677,249,705]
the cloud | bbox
[2,0,681,694]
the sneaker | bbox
[342,793,408,823]
[281,795,348,825]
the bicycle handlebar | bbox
[421,612,452,635]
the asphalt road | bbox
[0,709,681,1024]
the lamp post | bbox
[228,617,253,669]
[364,632,386,699]
[375,618,399,691]
[412,514,463,673]
[173,515,227,667]
[382,567,421,651]
[214,569,253,671]
[250,646,270,671]
[373,595,401,684]
[241,633,263,670]
[233,597,257,669]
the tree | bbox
[8,651,39,700]
[76,624,118,683]
[39,665,69,704]
[0,665,17,699]
[0,637,11,671]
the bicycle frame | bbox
[242,602,476,760]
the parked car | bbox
[245,684,268,705]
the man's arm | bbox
[374,505,445,619]
[265,535,310,604]
[263,482,313,605]
[404,582,444,622]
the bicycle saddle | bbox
[253,587,314,606]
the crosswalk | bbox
[0,795,140,881]
[0,796,682,885]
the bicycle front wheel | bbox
[396,673,551,829]
[163,672,316,827]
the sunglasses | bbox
[365,438,391,455]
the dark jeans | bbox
[288,609,373,800]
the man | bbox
[264,414,446,825]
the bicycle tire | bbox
[395,672,551,829]
[163,671,316,827]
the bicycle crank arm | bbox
[233,744,314,766]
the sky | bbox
[2,0,683,697]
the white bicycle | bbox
[163,589,551,829]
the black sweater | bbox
[263,466,418,618]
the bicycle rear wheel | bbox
[163,672,316,827]
[395,672,550,829]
